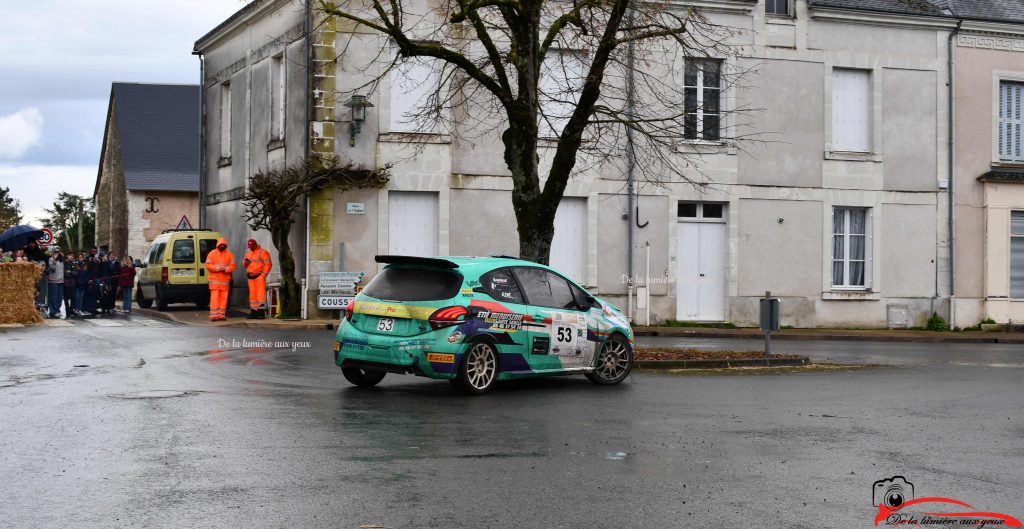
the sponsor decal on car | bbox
[476,310,525,331]
[426,353,456,364]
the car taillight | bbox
[161,266,168,282]
[429,306,468,330]
[345,299,355,322]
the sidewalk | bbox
[632,325,1024,344]
[135,307,337,331]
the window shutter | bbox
[832,69,870,152]
[390,59,439,133]
[999,81,1024,162]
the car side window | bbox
[513,267,578,310]
[480,268,524,304]
[199,239,217,264]
[569,283,595,311]
[153,243,167,264]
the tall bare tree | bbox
[319,0,746,263]
[243,155,390,318]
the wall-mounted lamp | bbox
[344,94,374,146]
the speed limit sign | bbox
[38,228,53,245]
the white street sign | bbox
[318,295,353,310]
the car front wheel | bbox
[136,288,152,309]
[341,367,386,387]
[586,334,633,385]
[455,341,499,395]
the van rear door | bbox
[167,237,198,285]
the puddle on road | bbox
[108,390,200,400]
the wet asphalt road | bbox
[1,316,1022,528]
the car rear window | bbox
[199,239,217,264]
[361,266,462,301]
[172,240,195,264]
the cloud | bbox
[0,108,44,159]
[0,164,95,226]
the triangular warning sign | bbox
[176,215,193,230]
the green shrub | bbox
[926,312,950,332]
[981,317,997,325]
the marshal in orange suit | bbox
[243,239,272,319]
[204,238,235,321]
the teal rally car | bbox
[333,255,634,395]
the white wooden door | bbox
[550,197,587,284]
[388,191,438,257]
[676,222,725,320]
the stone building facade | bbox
[95,83,200,260]
[195,0,1017,326]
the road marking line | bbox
[85,319,124,327]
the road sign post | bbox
[760,291,780,356]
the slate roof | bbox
[101,83,200,193]
[809,0,946,16]
[946,0,1024,23]
[977,167,1024,183]
[810,0,1024,22]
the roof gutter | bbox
[192,49,207,230]
[947,18,962,326]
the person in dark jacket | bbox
[73,252,89,317]
[63,253,77,315]
[117,256,136,314]
[81,249,102,316]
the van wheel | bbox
[341,367,386,387]
[195,298,209,309]
[156,292,168,311]
[136,289,152,309]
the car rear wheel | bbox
[455,341,499,395]
[136,288,152,309]
[585,334,633,385]
[341,367,386,387]
[156,291,168,311]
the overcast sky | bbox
[0,0,247,225]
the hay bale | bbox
[0,262,45,324]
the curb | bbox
[633,328,1024,344]
[135,307,336,331]
[636,357,809,369]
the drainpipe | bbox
[947,19,962,327]
[193,50,206,229]
[625,7,637,321]
[301,0,313,319]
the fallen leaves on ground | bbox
[634,347,803,361]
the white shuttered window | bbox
[1011,211,1024,298]
[999,81,1024,162]
[832,69,871,152]
[390,58,439,133]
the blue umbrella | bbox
[0,224,44,252]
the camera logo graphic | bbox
[873,476,914,508]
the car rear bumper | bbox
[334,321,462,379]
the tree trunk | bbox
[271,225,301,319]
[504,111,559,264]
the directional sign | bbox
[38,228,53,246]
[319,271,364,294]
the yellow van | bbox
[136,229,224,310]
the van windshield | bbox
[361,267,462,302]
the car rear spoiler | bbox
[375,255,459,268]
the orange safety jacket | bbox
[244,246,272,277]
[205,238,236,291]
